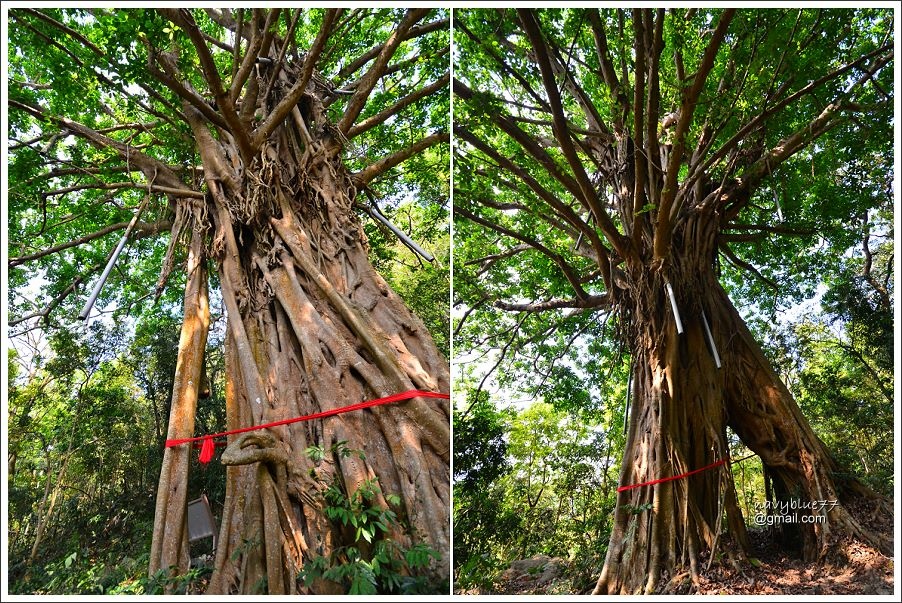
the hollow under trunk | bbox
[594,213,891,595]
[149,108,449,595]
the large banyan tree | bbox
[7,8,450,594]
[453,8,893,594]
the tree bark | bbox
[594,212,891,594]
[197,144,450,593]
[153,64,449,595]
[148,228,210,581]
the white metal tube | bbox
[78,233,129,320]
[701,310,722,369]
[367,207,434,262]
[78,196,148,320]
[665,280,684,334]
[623,362,633,434]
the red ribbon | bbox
[165,389,449,464]
[617,458,728,493]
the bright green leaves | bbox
[7,318,167,595]
[453,397,619,591]
[453,390,511,490]
[299,443,444,594]
[8,8,449,335]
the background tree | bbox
[8,7,450,594]
[452,389,621,593]
[7,323,162,594]
[453,8,893,594]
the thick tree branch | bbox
[519,10,628,262]
[229,8,280,104]
[11,11,186,130]
[494,295,609,313]
[457,129,602,247]
[261,8,303,100]
[335,16,448,82]
[455,81,587,215]
[338,9,430,134]
[455,126,614,291]
[43,181,204,199]
[252,9,339,148]
[692,41,894,189]
[158,9,253,161]
[10,221,171,268]
[9,100,189,195]
[644,9,665,203]
[326,47,445,107]
[455,205,591,301]
[456,18,551,114]
[736,112,844,202]
[352,131,447,187]
[22,162,195,186]
[631,9,649,248]
[144,48,230,131]
[654,9,735,263]
[347,71,449,139]
[587,9,627,130]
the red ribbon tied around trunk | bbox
[617,458,728,493]
[165,389,450,464]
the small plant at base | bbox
[621,502,654,515]
[298,443,442,594]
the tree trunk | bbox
[594,213,891,594]
[149,228,210,580]
[151,95,449,594]
[27,448,72,567]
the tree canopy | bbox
[8,7,449,332]
[453,7,892,402]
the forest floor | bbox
[465,530,894,595]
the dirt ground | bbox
[691,534,894,596]
[463,532,894,596]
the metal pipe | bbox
[366,206,434,262]
[665,279,684,334]
[78,196,149,320]
[572,213,594,251]
[701,310,722,369]
[623,361,633,434]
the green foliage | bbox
[746,198,894,498]
[7,309,226,595]
[8,8,448,594]
[8,6,449,349]
[453,395,618,592]
[453,389,511,490]
[297,443,444,594]
[143,565,212,595]
[453,8,893,589]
